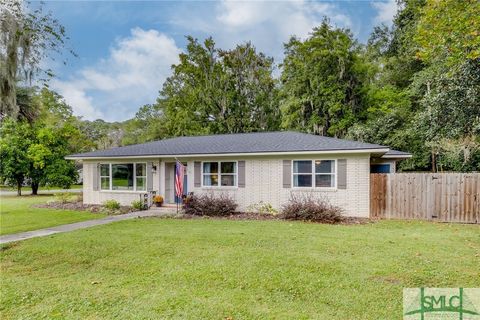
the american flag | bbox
[175,160,185,198]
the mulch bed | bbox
[33,202,374,224]
[181,212,279,221]
[33,201,136,214]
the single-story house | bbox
[66,131,411,217]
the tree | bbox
[413,59,480,171]
[415,0,480,66]
[0,88,83,195]
[0,119,34,195]
[122,104,166,145]
[27,125,78,194]
[350,0,480,172]
[156,37,280,137]
[1,0,71,119]
[280,20,367,137]
[77,119,124,150]
[345,0,430,171]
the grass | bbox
[1,218,478,319]
[0,195,105,235]
[0,184,82,192]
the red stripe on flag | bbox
[175,161,185,197]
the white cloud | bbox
[215,0,351,35]
[51,80,103,120]
[52,28,181,121]
[372,0,398,26]
[173,0,352,62]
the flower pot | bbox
[155,202,162,207]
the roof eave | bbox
[65,148,390,160]
[380,154,412,159]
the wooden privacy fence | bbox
[370,173,480,223]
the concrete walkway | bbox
[0,210,170,245]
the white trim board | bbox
[66,148,390,160]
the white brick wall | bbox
[188,154,370,217]
[82,154,370,217]
[83,159,160,206]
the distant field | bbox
[0,185,83,192]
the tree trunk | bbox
[16,182,22,196]
[431,149,436,173]
[31,182,39,195]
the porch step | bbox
[151,204,179,209]
[148,205,181,213]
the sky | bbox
[35,0,399,122]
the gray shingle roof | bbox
[67,131,390,158]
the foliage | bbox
[131,200,145,211]
[2,0,478,175]
[247,201,279,215]
[346,0,479,172]
[122,104,165,145]
[183,193,238,216]
[414,0,480,66]
[151,37,280,138]
[77,119,125,150]
[412,59,480,171]
[103,199,120,211]
[54,192,74,204]
[0,88,84,195]
[14,86,41,123]
[280,20,368,137]
[0,0,72,119]
[281,193,344,223]
[0,119,34,195]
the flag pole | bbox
[175,159,178,214]
[175,158,179,214]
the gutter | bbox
[380,154,412,159]
[65,148,391,160]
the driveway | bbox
[0,210,170,244]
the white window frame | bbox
[201,161,238,188]
[314,159,336,188]
[100,163,111,191]
[292,160,314,188]
[292,159,337,190]
[134,163,147,191]
[99,162,147,192]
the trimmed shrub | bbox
[281,194,344,223]
[183,193,238,216]
[103,199,121,211]
[131,200,145,211]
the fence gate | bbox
[370,173,479,224]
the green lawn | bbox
[1,218,478,319]
[0,195,105,235]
